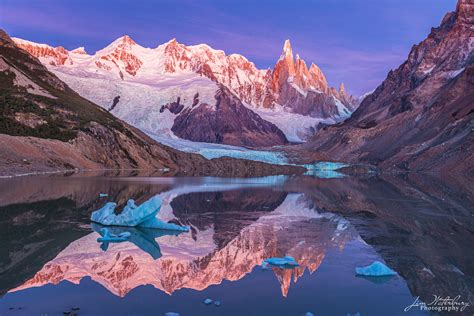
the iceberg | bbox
[164,313,180,316]
[214,300,221,307]
[91,223,185,259]
[306,313,314,316]
[262,255,299,269]
[97,228,131,242]
[90,196,189,232]
[355,261,396,276]
[203,298,213,305]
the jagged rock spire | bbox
[339,83,345,93]
[283,39,293,58]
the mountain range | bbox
[12,36,357,146]
[0,0,472,176]
[0,30,302,177]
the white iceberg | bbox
[91,196,189,232]
[355,261,396,276]
[262,255,299,269]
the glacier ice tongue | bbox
[262,255,299,269]
[90,196,189,232]
[355,261,396,276]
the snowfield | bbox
[53,70,218,135]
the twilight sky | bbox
[1,0,457,95]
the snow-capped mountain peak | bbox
[282,39,293,58]
[13,35,359,143]
[71,46,87,55]
[13,37,73,66]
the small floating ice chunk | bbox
[99,193,108,197]
[214,300,221,307]
[421,267,435,277]
[164,313,179,316]
[262,255,299,269]
[355,261,396,276]
[306,313,314,316]
[447,264,465,275]
[203,298,213,305]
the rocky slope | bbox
[13,36,357,144]
[172,86,287,147]
[298,0,473,174]
[0,29,303,177]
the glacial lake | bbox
[0,173,472,315]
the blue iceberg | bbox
[355,261,396,276]
[91,223,185,259]
[306,313,314,316]
[214,300,221,307]
[262,255,299,269]
[164,313,180,316]
[97,228,131,242]
[203,298,213,305]
[90,196,189,232]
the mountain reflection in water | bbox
[0,173,472,315]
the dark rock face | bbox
[108,95,120,112]
[172,86,288,147]
[160,97,185,114]
[299,0,474,175]
[277,83,342,118]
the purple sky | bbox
[1,0,457,95]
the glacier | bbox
[355,261,397,276]
[303,161,349,178]
[149,132,288,165]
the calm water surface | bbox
[0,173,472,316]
